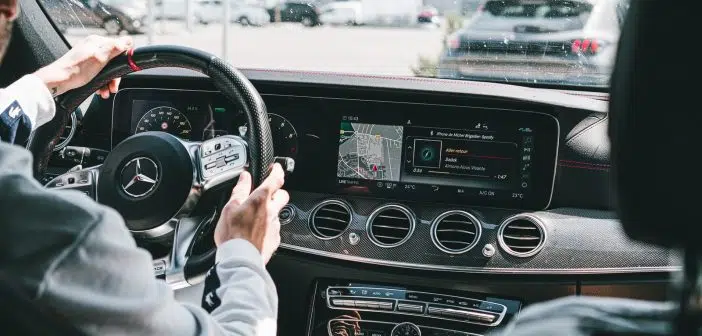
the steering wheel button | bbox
[204,162,217,169]
[215,160,226,168]
[225,154,239,162]
[67,177,76,184]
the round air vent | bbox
[309,200,352,240]
[367,204,415,248]
[497,214,546,257]
[431,210,482,254]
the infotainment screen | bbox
[335,111,558,210]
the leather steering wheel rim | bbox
[28,45,275,187]
[27,45,275,284]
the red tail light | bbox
[571,39,601,54]
[447,35,460,50]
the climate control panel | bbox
[309,279,521,336]
[326,286,507,326]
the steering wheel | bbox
[26,45,276,289]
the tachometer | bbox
[236,113,298,158]
[135,106,192,140]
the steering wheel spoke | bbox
[165,212,217,289]
[44,165,100,200]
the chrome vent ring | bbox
[366,204,416,248]
[309,200,352,240]
[497,214,546,258]
[431,210,482,254]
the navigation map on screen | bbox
[337,122,404,182]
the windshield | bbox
[37,0,629,88]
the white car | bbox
[154,0,212,24]
[319,1,363,26]
[198,0,270,26]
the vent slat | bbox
[502,234,540,241]
[441,219,472,224]
[440,240,471,245]
[432,212,480,254]
[311,202,351,239]
[499,217,544,257]
[437,229,476,235]
[319,208,348,215]
[377,215,409,220]
[369,207,413,246]
[315,216,348,224]
[507,225,538,230]
[315,226,343,233]
[372,224,410,230]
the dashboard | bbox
[53,69,677,336]
[112,89,559,210]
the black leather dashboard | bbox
[62,68,676,276]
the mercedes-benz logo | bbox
[120,157,159,198]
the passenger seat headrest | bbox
[609,0,700,247]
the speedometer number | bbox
[135,106,193,140]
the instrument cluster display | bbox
[112,89,299,160]
[113,89,558,210]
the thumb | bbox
[229,171,252,206]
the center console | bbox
[309,279,521,336]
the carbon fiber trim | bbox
[281,191,677,274]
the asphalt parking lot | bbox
[64,22,445,76]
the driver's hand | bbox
[214,163,290,264]
[33,35,133,98]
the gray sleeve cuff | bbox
[215,238,264,266]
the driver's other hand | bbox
[33,35,133,98]
[214,163,290,264]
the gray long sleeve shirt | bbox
[0,75,278,335]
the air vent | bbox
[431,211,482,254]
[367,205,415,248]
[309,200,352,240]
[497,215,546,257]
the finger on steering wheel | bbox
[97,78,120,99]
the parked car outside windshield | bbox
[38,0,630,88]
[437,0,624,86]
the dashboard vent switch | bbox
[431,210,482,254]
[497,215,546,257]
[367,205,416,248]
[309,200,352,239]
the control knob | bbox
[391,322,421,336]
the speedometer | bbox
[135,106,192,140]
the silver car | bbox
[438,0,629,86]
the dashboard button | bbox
[377,301,394,310]
[278,205,295,225]
[331,299,355,308]
[397,302,424,313]
[427,306,445,317]
[353,300,370,308]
